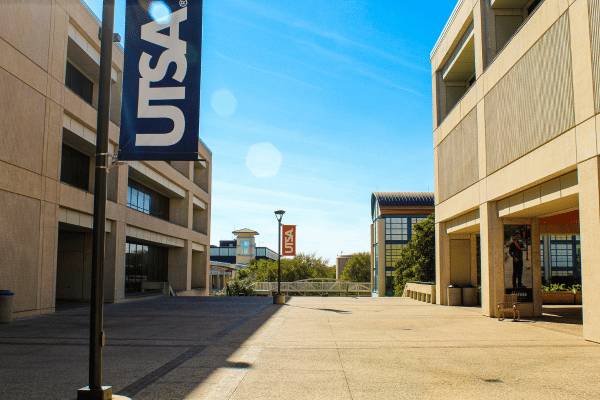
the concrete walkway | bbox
[0,296,597,399]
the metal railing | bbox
[251,278,372,296]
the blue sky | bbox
[84,0,456,265]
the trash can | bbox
[447,285,461,306]
[462,285,478,306]
[0,290,15,324]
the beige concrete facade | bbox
[0,0,211,318]
[432,0,600,342]
[335,254,353,279]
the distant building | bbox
[371,192,434,296]
[335,254,354,279]
[210,229,278,266]
[210,261,240,292]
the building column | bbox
[530,217,543,317]
[479,201,504,316]
[470,233,478,287]
[435,221,450,305]
[577,157,600,343]
[191,248,209,295]
[104,220,126,302]
[168,240,192,292]
[376,218,386,295]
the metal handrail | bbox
[250,280,372,296]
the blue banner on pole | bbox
[119,0,202,161]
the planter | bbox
[542,291,580,305]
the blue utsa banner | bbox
[119,0,202,161]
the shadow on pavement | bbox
[0,296,280,399]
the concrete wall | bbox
[0,0,212,318]
[432,0,600,342]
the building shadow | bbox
[0,296,281,399]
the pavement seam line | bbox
[116,345,207,398]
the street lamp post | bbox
[274,210,285,304]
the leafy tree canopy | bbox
[340,252,371,282]
[238,253,335,283]
[393,213,435,296]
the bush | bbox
[542,283,582,292]
[223,277,255,296]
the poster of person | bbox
[503,225,533,302]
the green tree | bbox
[239,253,335,283]
[393,214,435,296]
[340,252,371,282]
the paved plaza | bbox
[0,296,597,399]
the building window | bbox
[127,179,170,221]
[411,217,426,235]
[386,217,408,241]
[240,239,250,255]
[218,247,236,256]
[61,144,90,191]
[550,242,573,276]
[125,242,168,293]
[385,243,405,267]
[65,61,94,105]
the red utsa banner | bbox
[282,225,296,256]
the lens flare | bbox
[246,142,282,178]
[149,1,171,24]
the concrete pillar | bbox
[169,192,191,229]
[191,249,208,291]
[542,235,550,283]
[473,0,486,77]
[531,218,543,317]
[168,240,192,291]
[39,201,59,314]
[577,157,600,343]
[376,218,386,295]
[104,220,126,302]
[479,201,504,317]
[435,221,450,305]
[470,233,478,286]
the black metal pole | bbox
[277,219,281,295]
[90,0,115,391]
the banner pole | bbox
[78,0,115,398]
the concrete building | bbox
[0,0,211,318]
[210,229,278,265]
[432,0,600,342]
[335,254,353,280]
[210,261,239,292]
[370,192,434,296]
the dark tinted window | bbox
[125,242,168,293]
[127,179,170,221]
[60,144,90,191]
[65,62,94,105]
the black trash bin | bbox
[447,285,462,306]
[0,290,15,324]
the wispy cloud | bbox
[210,3,426,96]
[213,180,365,209]
[203,117,306,142]
[230,0,429,73]
[215,52,321,89]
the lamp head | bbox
[274,210,285,222]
